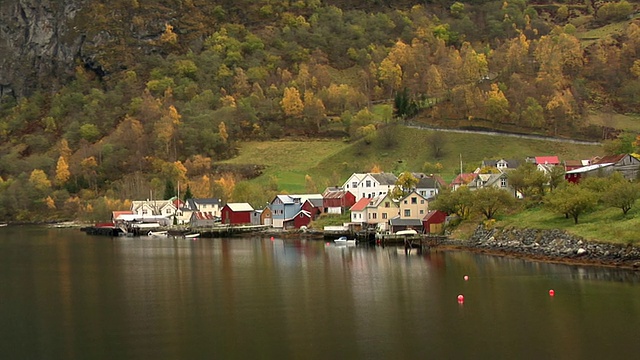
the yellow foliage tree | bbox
[281,87,304,117]
[55,156,71,186]
[29,169,52,192]
[45,196,56,209]
[370,164,382,173]
[215,174,236,203]
[219,121,229,143]
[160,23,178,44]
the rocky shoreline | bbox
[439,225,640,270]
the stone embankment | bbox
[445,226,640,270]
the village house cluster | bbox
[111,153,640,234]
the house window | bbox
[372,213,377,219]
[420,191,426,196]
[420,200,425,204]
[352,181,357,188]
[366,180,371,187]
[411,197,417,204]
[382,213,387,219]
[385,202,390,208]
[404,209,411,217]
[142,210,147,215]
[430,190,435,196]
[500,178,507,187]
[420,210,424,215]
[404,200,408,204]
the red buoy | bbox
[463,275,469,281]
[457,294,464,303]
[549,289,555,296]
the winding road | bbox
[405,123,602,146]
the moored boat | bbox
[334,236,356,246]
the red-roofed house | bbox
[534,156,560,165]
[350,197,372,223]
[450,173,477,190]
[422,210,447,234]
[112,210,133,223]
[190,211,217,227]
[283,210,312,229]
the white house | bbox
[341,172,398,201]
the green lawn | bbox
[496,202,640,245]
[218,126,603,192]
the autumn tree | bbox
[281,87,304,118]
[391,171,419,200]
[431,187,472,219]
[544,183,598,224]
[472,187,515,220]
[485,84,510,123]
[55,156,71,187]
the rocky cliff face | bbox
[0,0,85,100]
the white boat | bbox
[395,229,418,236]
[0,223,7,227]
[148,230,169,237]
[184,233,200,239]
[334,236,356,246]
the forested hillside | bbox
[0,0,639,222]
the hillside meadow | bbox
[219,125,603,193]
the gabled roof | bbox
[322,188,353,199]
[368,194,396,208]
[535,156,560,165]
[369,172,398,185]
[350,197,372,211]
[451,173,477,186]
[304,198,324,207]
[592,154,628,165]
[112,211,133,220]
[399,190,428,203]
[482,159,520,168]
[422,210,447,222]
[224,203,254,212]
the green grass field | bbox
[496,202,640,245]
[219,125,603,191]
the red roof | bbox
[592,154,626,165]
[451,173,476,186]
[535,156,560,165]
[349,197,371,211]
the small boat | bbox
[184,233,200,239]
[148,230,169,237]
[0,223,7,227]
[395,229,418,236]
[334,236,356,246]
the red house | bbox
[322,188,356,214]
[301,199,323,220]
[221,203,254,225]
[422,210,447,234]
[283,210,312,229]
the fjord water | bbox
[1,227,640,359]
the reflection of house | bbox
[322,188,356,214]
[422,210,447,234]
[342,172,398,201]
[221,203,254,225]
[398,190,429,220]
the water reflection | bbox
[1,228,640,359]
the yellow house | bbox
[398,190,429,220]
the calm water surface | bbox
[1,226,640,359]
